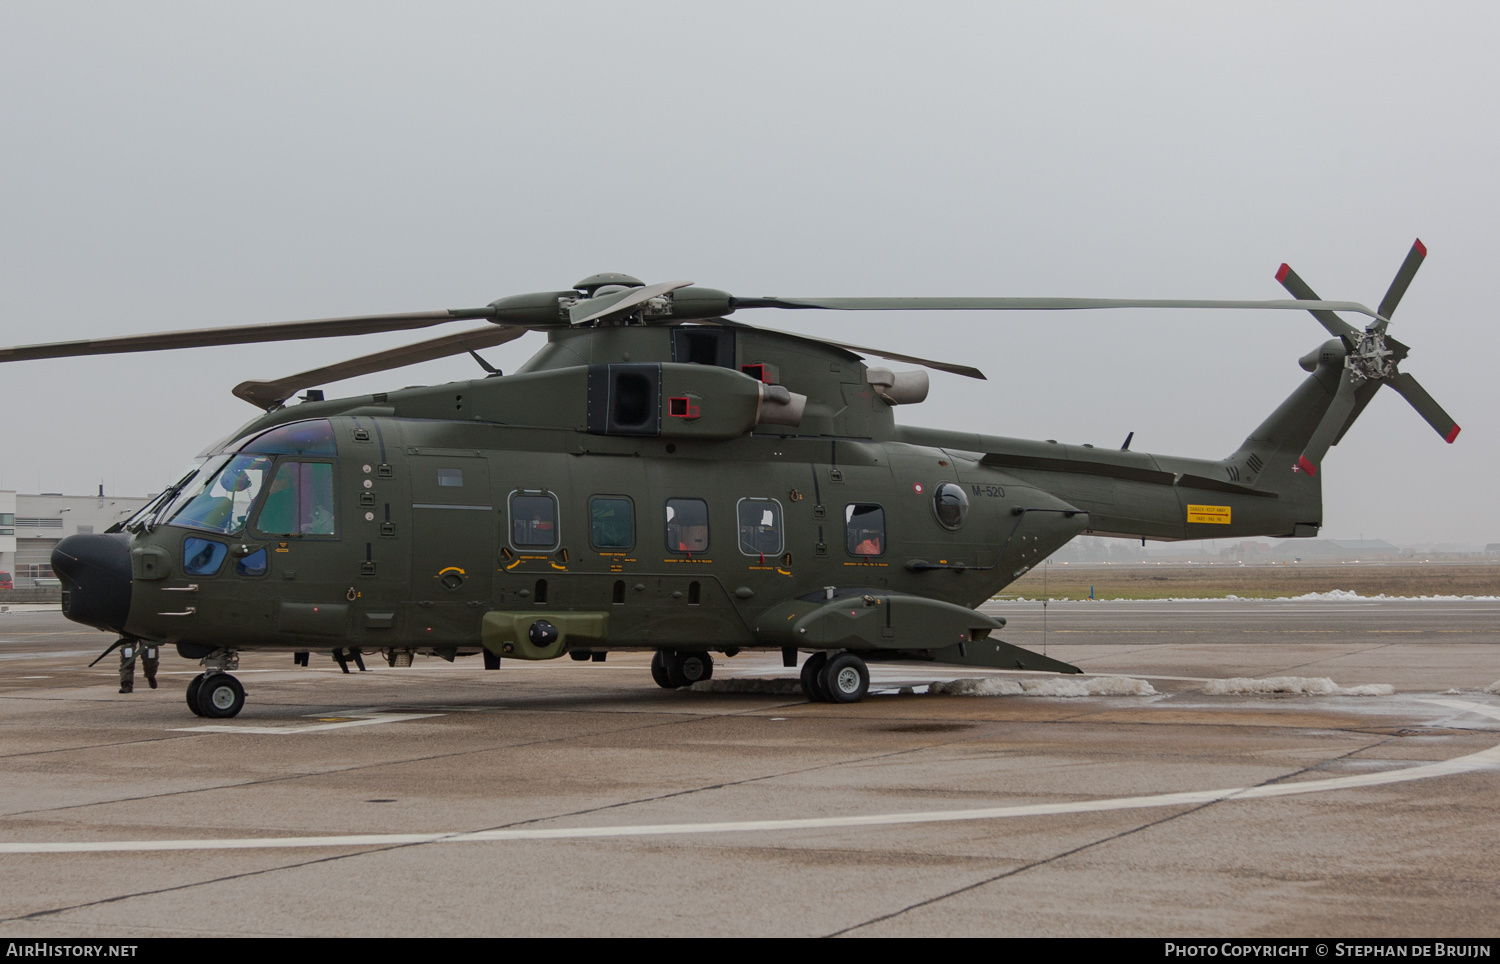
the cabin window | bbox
[255,461,337,536]
[933,482,970,530]
[171,455,274,536]
[737,498,784,556]
[590,497,634,550]
[510,492,559,549]
[665,498,709,554]
[845,503,886,557]
[437,468,463,487]
[183,538,228,576]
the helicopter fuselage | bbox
[77,322,1325,666]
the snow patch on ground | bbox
[1274,590,1500,602]
[1203,676,1394,697]
[930,676,1156,698]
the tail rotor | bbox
[1277,239,1458,477]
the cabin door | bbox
[408,453,494,641]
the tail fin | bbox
[1227,347,1364,489]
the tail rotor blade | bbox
[1274,263,1357,339]
[1297,369,1362,477]
[1389,371,1460,443]
[1376,239,1428,325]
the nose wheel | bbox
[187,672,245,718]
[186,673,206,716]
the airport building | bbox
[0,489,151,589]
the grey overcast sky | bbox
[1,2,1494,544]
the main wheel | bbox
[185,673,207,717]
[820,652,870,704]
[195,673,245,719]
[650,650,675,688]
[676,651,713,685]
[800,652,829,702]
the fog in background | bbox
[2,2,1494,546]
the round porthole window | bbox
[933,482,969,530]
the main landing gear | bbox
[650,649,715,688]
[185,650,245,719]
[800,651,870,703]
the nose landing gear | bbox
[185,650,246,719]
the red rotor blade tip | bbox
[1414,238,1427,257]
[1276,263,1291,283]
[1445,424,1460,444]
[1296,456,1318,477]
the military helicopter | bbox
[4,241,1456,717]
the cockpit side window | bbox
[255,461,337,536]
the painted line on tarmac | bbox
[2,699,1497,855]
[170,708,444,735]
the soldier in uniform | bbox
[118,640,159,694]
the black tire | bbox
[821,652,870,704]
[185,673,206,717]
[195,673,245,719]
[650,650,675,688]
[800,652,829,702]
[677,651,713,685]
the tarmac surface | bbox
[1,598,1498,938]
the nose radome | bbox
[52,534,132,633]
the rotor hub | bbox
[1347,329,1396,382]
[573,273,644,296]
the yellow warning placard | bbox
[1187,504,1232,525]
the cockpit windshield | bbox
[113,461,207,534]
[169,455,275,536]
[240,419,337,457]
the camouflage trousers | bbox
[119,643,159,693]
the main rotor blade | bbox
[1376,239,1428,326]
[707,318,985,379]
[817,334,986,380]
[1388,371,1460,443]
[1297,368,1362,477]
[731,296,1382,321]
[0,307,499,363]
[1274,264,1358,339]
[231,325,530,409]
[570,280,694,325]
